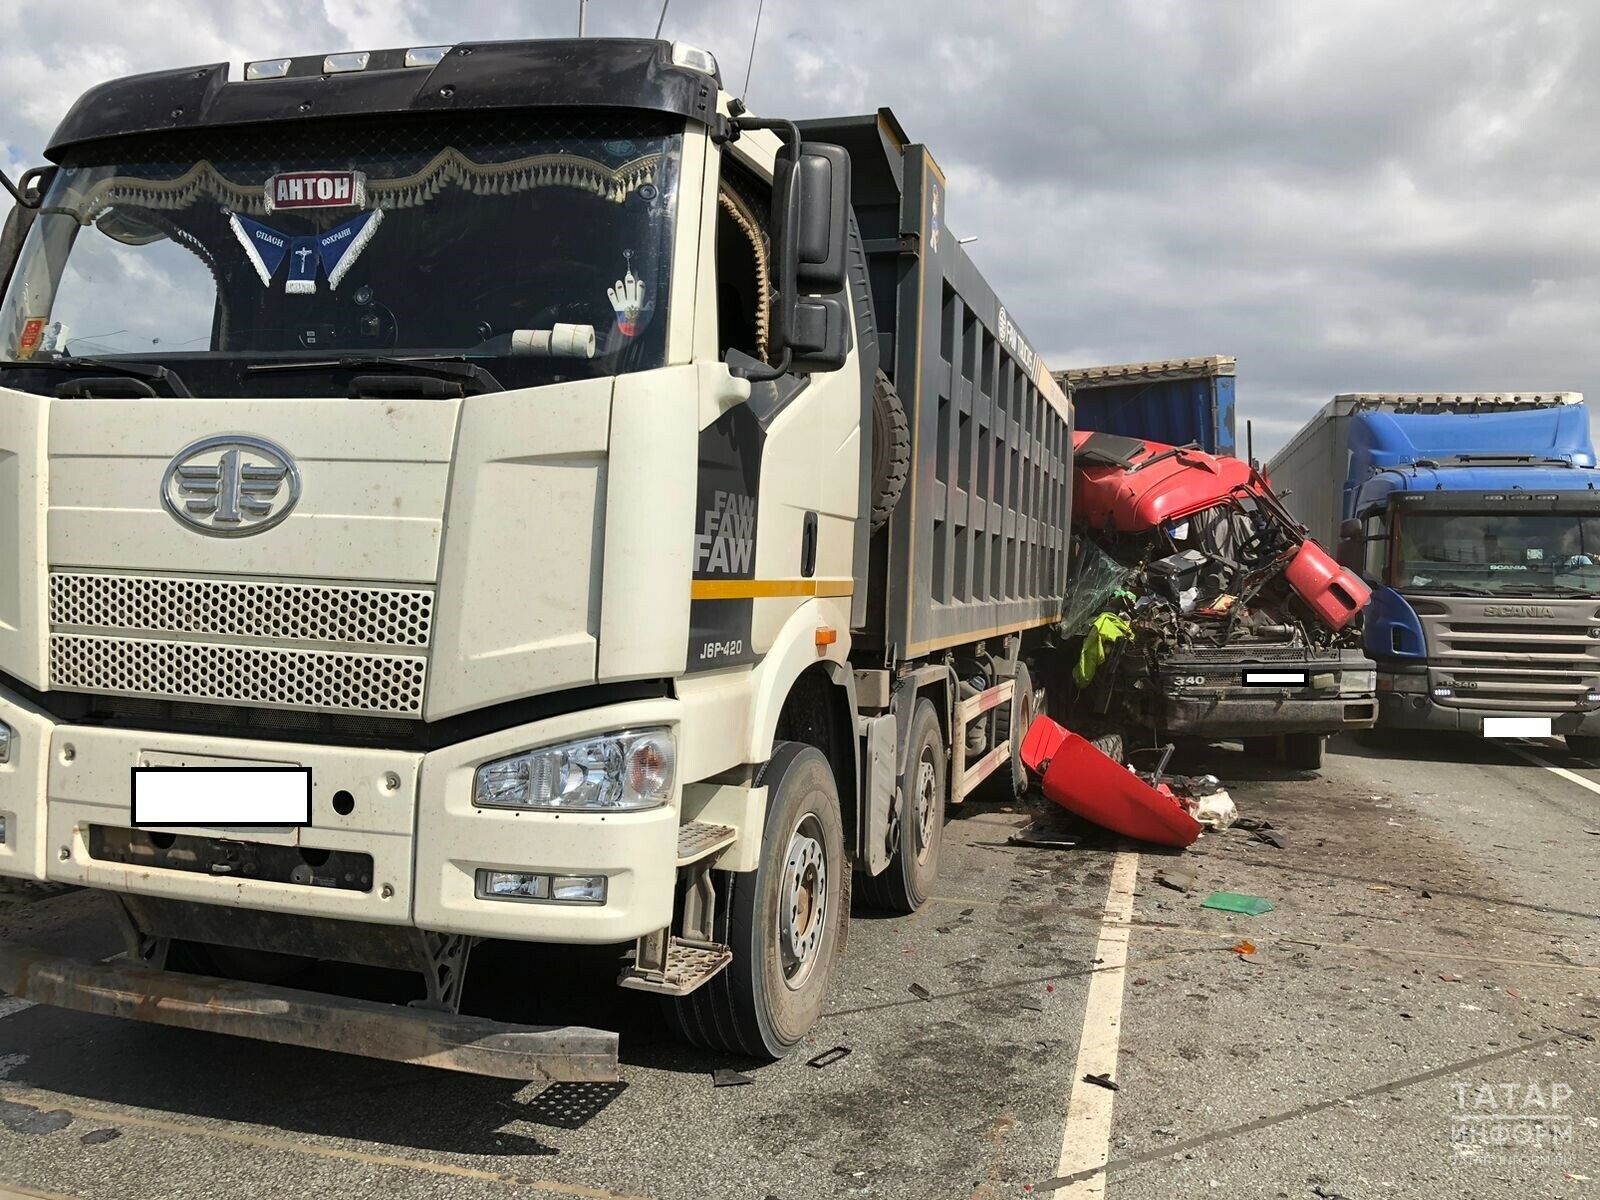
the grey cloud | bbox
[4,0,1598,455]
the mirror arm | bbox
[1,166,51,210]
[726,115,804,383]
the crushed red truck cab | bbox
[1060,430,1378,770]
[1071,430,1370,627]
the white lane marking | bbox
[0,997,35,1020]
[1504,740,1600,797]
[1055,851,1140,1197]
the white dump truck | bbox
[0,38,1074,1080]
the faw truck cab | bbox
[0,39,1076,1078]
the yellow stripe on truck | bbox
[690,579,854,600]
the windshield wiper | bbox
[247,355,503,395]
[1405,584,1496,596]
[1494,581,1596,596]
[0,356,190,396]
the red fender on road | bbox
[1019,716,1203,848]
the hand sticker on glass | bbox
[607,252,647,337]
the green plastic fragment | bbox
[1201,891,1275,916]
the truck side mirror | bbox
[771,141,851,373]
[1338,518,1363,541]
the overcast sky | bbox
[3,0,1596,455]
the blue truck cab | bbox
[1267,393,1600,753]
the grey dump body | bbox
[804,112,1074,660]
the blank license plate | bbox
[1482,717,1552,739]
[132,767,312,828]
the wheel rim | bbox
[913,746,938,864]
[779,813,828,990]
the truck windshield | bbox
[0,111,681,395]
[1395,510,1600,595]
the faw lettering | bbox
[694,489,755,575]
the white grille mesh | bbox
[50,634,427,716]
[49,573,432,647]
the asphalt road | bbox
[0,733,1594,1199]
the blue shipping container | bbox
[1053,355,1236,456]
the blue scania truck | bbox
[1266,393,1600,754]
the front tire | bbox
[858,699,946,914]
[1565,734,1600,759]
[666,741,845,1059]
[1282,732,1325,770]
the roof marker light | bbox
[670,42,719,79]
[405,46,452,68]
[323,51,371,74]
[244,59,291,81]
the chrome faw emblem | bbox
[161,435,301,537]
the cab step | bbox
[617,936,731,996]
[676,821,737,866]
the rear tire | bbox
[665,741,845,1059]
[988,661,1035,798]
[1282,732,1325,770]
[1565,734,1600,759]
[857,699,946,914]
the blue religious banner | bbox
[228,209,384,294]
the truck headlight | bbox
[473,728,675,812]
[0,720,11,764]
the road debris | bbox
[1201,891,1275,916]
[806,1046,851,1069]
[1082,1072,1119,1092]
[908,982,933,1001]
[712,1069,754,1088]
[1232,940,1257,956]
[80,1127,121,1145]
[1155,869,1197,893]
[1250,827,1288,848]
[1007,821,1079,850]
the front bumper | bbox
[1153,691,1379,738]
[1377,690,1600,735]
[0,682,681,946]
[0,937,617,1082]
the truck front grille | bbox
[50,573,433,646]
[47,573,432,716]
[1424,614,1600,711]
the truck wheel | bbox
[988,661,1035,798]
[1282,732,1325,770]
[858,699,945,913]
[1242,736,1278,760]
[665,741,845,1059]
[1565,734,1600,759]
[870,371,910,532]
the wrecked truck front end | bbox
[1062,432,1377,760]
